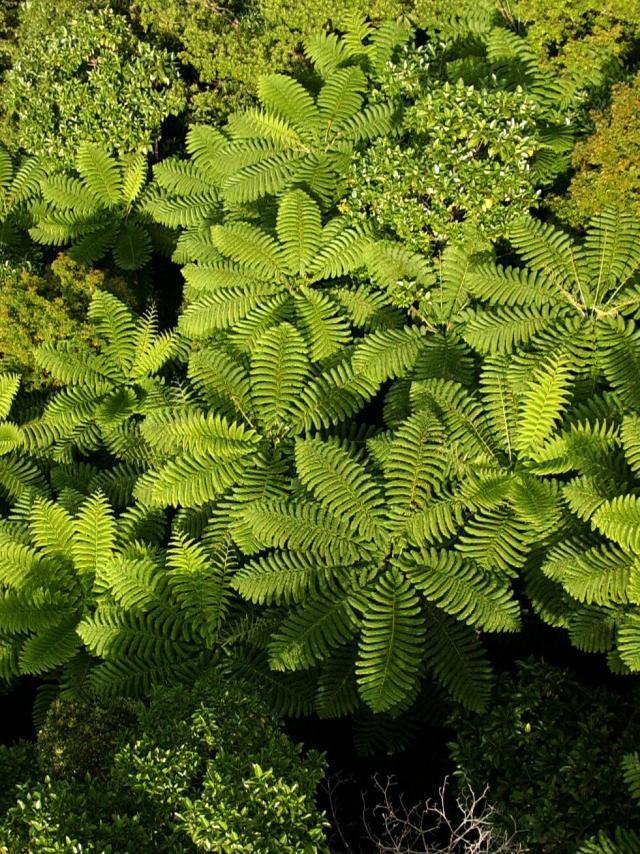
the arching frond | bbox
[356,569,426,713]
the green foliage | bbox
[29,144,170,270]
[0,3,185,165]
[511,0,640,88]
[36,696,140,779]
[346,90,561,252]
[4,3,640,766]
[131,0,410,122]
[342,14,576,251]
[0,671,328,852]
[0,254,139,389]
[449,659,640,853]
[561,72,640,223]
[232,427,520,716]
[0,0,19,73]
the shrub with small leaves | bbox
[344,80,544,251]
[0,4,185,164]
[511,0,640,88]
[560,71,640,223]
[0,253,138,389]
[131,0,409,122]
[0,671,329,852]
[449,660,640,852]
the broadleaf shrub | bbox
[0,670,329,852]
[449,660,640,852]
[0,2,185,164]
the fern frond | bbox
[140,409,259,457]
[75,143,122,207]
[592,496,640,552]
[545,541,638,605]
[403,548,520,632]
[423,605,492,712]
[468,263,560,306]
[250,323,310,434]
[70,493,116,577]
[258,74,320,140]
[135,450,252,508]
[356,569,426,713]
[166,532,232,646]
[515,352,573,455]
[622,753,640,803]
[294,289,351,360]
[412,333,475,386]
[18,616,80,675]
[352,327,425,381]
[478,355,518,460]
[456,509,530,574]
[28,499,74,561]
[411,378,497,461]
[405,491,466,545]
[384,410,448,526]
[318,66,366,137]
[461,305,558,354]
[240,500,364,562]
[568,605,616,653]
[269,587,359,671]
[294,437,384,541]
[232,550,345,606]
[0,374,20,421]
[616,614,640,670]
[620,415,640,476]
[316,645,359,718]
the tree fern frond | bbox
[562,475,618,522]
[269,587,359,671]
[384,410,448,526]
[468,263,560,307]
[75,143,122,207]
[166,532,232,646]
[356,569,426,713]
[135,452,252,508]
[0,374,20,421]
[317,66,366,137]
[275,189,322,274]
[140,409,259,457]
[461,305,559,354]
[352,327,425,382]
[232,550,345,606]
[456,509,530,575]
[616,614,640,670]
[403,548,520,632]
[478,355,518,460]
[622,753,640,803]
[294,437,384,541]
[592,496,640,552]
[568,605,616,653]
[250,323,310,434]
[316,645,359,718]
[515,352,573,455]
[258,74,320,140]
[294,289,351,360]
[28,499,74,561]
[412,332,476,386]
[178,284,283,338]
[18,616,81,675]
[423,605,492,712]
[410,378,497,461]
[405,491,466,545]
[620,415,640,476]
[240,500,364,562]
[71,493,116,577]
